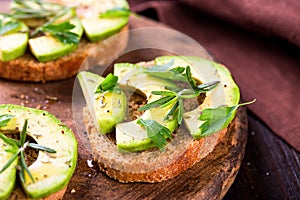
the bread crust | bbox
[84,107,228,183]
[0,26,128,82]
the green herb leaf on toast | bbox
[144,59,188,82]
[137,118,172,150]
[198,99,256,137]
[95,73,119,93]
[0,114,14,127]
[39,22,79,44]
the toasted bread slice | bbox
[83,107,227,183]
[0,26,128,82]
[81,57,240,183]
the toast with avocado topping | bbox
[0,0,129,82]
[79,56,252,182]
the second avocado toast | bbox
[0,0,130,82]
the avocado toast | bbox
[0,0,129,82]
[78,56,253,182]
[0,104,77,199]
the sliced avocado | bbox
[0,16,28,62]
[0,104,78,199]
[29,17,83,62]
[0,33,28,62]
[115,63,178,152]
[0,135,18,200]
[81,17,128,42]
[78,71,127,134]
[155,56,240,138]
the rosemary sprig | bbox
[0,119,56,183]
[138,66,220,124]
[10,0,65,19]
[9,0,79,44]
[136,65,219,150]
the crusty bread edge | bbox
[0,26,128,82]
[95,129,227,183]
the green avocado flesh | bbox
[0,104,78,199]
[0,16,29,62]
[0,33,28,62]
[78,71,127,134]
[0,138,18,200]
[29,18,83,62]
[155,56,240,138]
[81,17,128,42]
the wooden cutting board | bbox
[0,15,248,200]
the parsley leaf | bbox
[100,7,131,18]
[0,19,20,35]
[39,22,79,44]
[198,99,256,138]
[95,73,119,93]
[0,114,14,128]
[137,118,172,150]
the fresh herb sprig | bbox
[136,65,219,150]
[137,118,172,151]
[0,114,14,127]
[0,118,56,183]
[198,99,256,138]
[95,73,120,93]
[10,0,79,44]
[0,18,21,35]
[10,0,65,19]
[139,66,220,124]
[144,59,187,82]
[34,21,79,44]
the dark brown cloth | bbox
[128,0,300,151]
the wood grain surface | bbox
[0,73,247,200]
[0,14,248,200]
[0,2,299,198]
